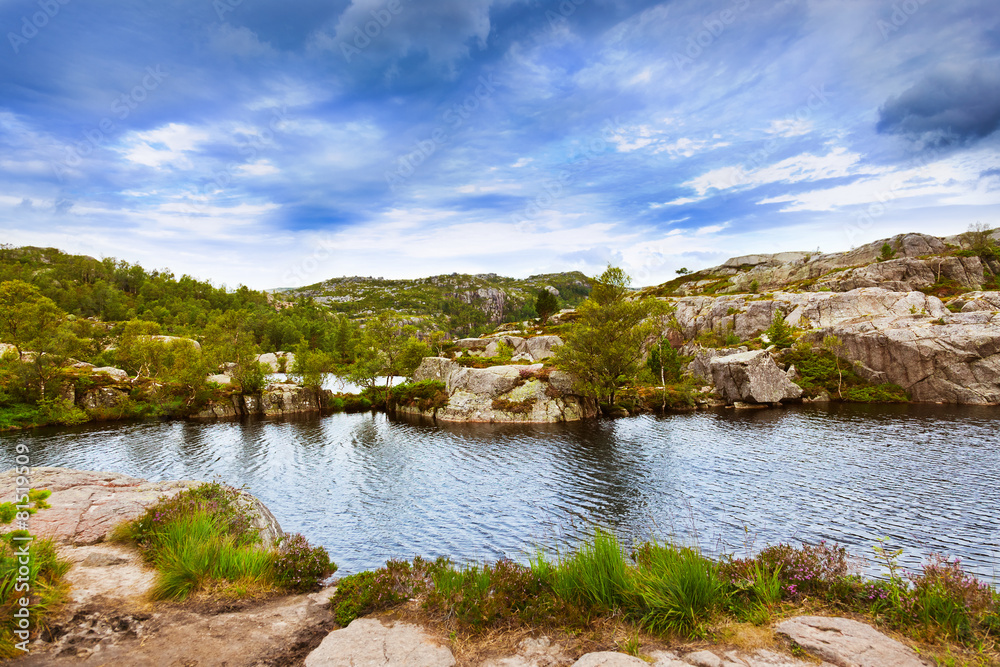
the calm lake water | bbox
[2,404,998,581]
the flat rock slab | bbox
[0,467,283,546]
[0,467,199,545]
[776,616,933,667]
[572,652,648,667]
[305,618,456,667]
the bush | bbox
[391,380,448,412]
[762,311,794,349]
[272,533,336,593]
[330,558,442,626]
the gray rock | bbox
[206,373,231,385]
[78,386,129,411]
[710,350,803,404]
[957,290,1000,312]
[776,616,933,667]
[149,335,201,351]
[411,358,597,423]
[571,652,648,667]
[682,651,722,667]
[525,335,564,360]
[90,366,130,381]
[81,552,128,567]
[257,351,295,372]
[305,618,455,667]
[688,347,748,383]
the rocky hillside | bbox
[647,230,999,298]
[651,230,1000,406]
[278,272,592,336]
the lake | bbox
[2,404,998,581]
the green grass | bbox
[112,482,336,601]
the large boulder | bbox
[257,351,295,373]
[305,619,455,667]
[525,335,564,360]
[709,350,803,404]
[776,616,932,667]
[688,347,748,383]
[0,467,283,546]
[78,386,129,411]
[149,335,201,350]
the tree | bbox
[291,344,331,396]
[554,266,669,406]
[345,314,417,392]
[0,280,83,400]
[762,311,794,349]
[675,267,691,276]
[961,222,997,259]
[879,243,896,262]
[822,335,846,399]
[114,319,164,378]
[202,310,267,394]
[535,289,559,324]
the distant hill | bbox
[279,271,593,336]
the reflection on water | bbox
[2,404,998,579]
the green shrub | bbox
[329,558,441,626]
[391,380,448,412]
[762,311,794,349]
[271,533,336,593]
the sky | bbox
[1,0,999,290]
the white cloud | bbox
[117,123,211,169]
[684,147,862,196]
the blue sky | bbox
[1,0,998,289]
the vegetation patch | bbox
[326,530,999,664]
[111,482,336,601]
[491,396,535,414]
[390,380,448,412]
[780,341,909,402]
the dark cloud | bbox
[876,64,1000,146]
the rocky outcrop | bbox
[148,335,201,350]
[0,467,283,546]
[78,386,129,411]
[450,286,510,323]
[90,366,130,381]
[821,311,1000,404]
[814,256,983,292]
[412,357,597,423]
[950,290,1000,313]
[688,347,748,383]
[195,382,334,419]
[453,335,564,361]
[668,288,946,342]
[776,616,932,666]
[709,350,803,404]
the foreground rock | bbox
[195,382,335,419]
[709,350,802,404]
[303,616,928,667]
[412,357,597,423]
[305,619,456,667]
[0,467,282,546]
[776,616,933,667]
